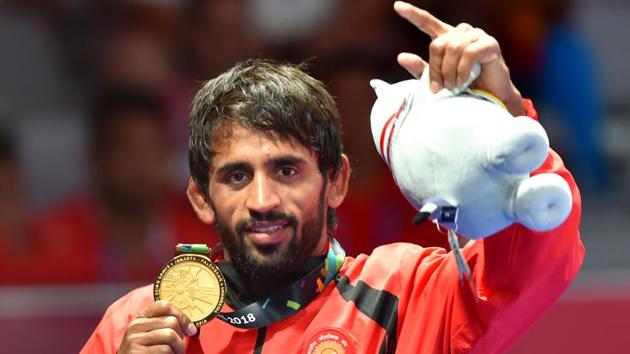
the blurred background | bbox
[0,0,628,353]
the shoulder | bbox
[82,285,154,353]
[101,286,153,340]
[357,242,448,269]
[341,242,449,293]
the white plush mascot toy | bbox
[370,66,572,246]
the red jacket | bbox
[81,101,584,353]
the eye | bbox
[279,166,297,177]
[228,171,249,185]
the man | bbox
[32,89,214,283]
[82,2,583,353]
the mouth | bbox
[243,220,290,246]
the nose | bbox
[245,173,280,214]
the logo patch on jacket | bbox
[306,328,355,354]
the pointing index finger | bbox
[394,1,453,39]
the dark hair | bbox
[189,59,344,229]
[90,88,167,153]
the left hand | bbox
[393,1,525,116]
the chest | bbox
[189,279,399,354]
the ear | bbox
[326,154,351,208]
[370,79,390,97]
[186,177,216,225]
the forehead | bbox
[209,123,317,169]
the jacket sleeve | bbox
[395,99,585,354]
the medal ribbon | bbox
[177,238,345,329]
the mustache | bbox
[236,211,298,233]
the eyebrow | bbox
[213,155,309,176]
[270,155,308,167]
[214,162,251,176]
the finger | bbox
[440,23,475,89]
[128,316,185,339]
[394,1,453,39]
[136,328,185,354]
[149,345,176,354]
[463,34,501,65]
[456,30,493,86]
[428,34,447,92]
[397,52,428,78]
[138,301,197,336]
[457,35,502,91]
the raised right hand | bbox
[117,300,197,354]
[393,1,525,116]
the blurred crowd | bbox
[0,0,612,285]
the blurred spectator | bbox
[183,0,270,80]
[0,129,37,284]
[301,0,407,61]
[0,0,89,209]
[97,22,193,184]
[31,89,216,284]
[317,51,449,256]
[487,0,608,192]
[99,25,175,95]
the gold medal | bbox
[154,252,226,327]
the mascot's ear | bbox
[370,79,390,97]
[488,116,549,174]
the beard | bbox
[211,186,327,280]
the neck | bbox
[310,231,330,257]
[218,254,327,308]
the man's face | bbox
[206,123,330,278]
